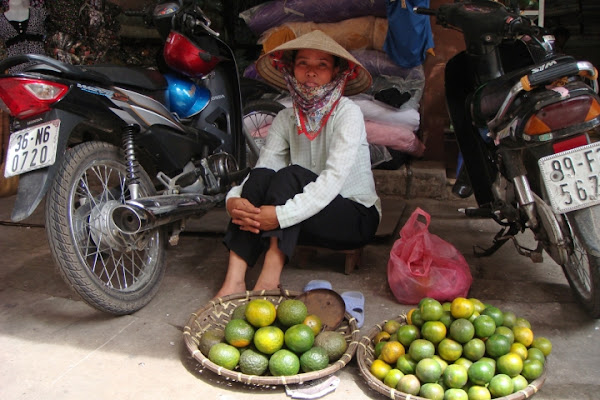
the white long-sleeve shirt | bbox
[227,97,381,229]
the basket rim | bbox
[356,315,547,400]
[183,289,360,386]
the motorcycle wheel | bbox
[45,141,166,315]
[242,100,285,168]
[562,206,600,318]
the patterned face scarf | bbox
[272,51,355,140]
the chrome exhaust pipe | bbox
[111,193,225,234]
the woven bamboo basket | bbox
[356,315,547,400]
[183,289,360,386]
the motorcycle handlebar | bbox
[413,7,436,16]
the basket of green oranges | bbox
[183,289,359,386]
[357,297,550,400]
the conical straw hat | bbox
[256,30,372,96]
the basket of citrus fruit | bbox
[356,297,551,400]
[183,289,359,386]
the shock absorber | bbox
[122,125,141,200]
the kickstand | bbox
[473,225,520,257]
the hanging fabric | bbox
[383,0,434,68]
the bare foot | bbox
[252,281,280,292]
[214,282,246,299]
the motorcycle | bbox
[416,0,600,317]
[0,0,283,315]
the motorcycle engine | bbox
[201,153,240,195]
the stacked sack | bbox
[240,0,426,167]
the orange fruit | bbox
[419,382,445,400]
[513,326,534,347]
[253,326,284,355]
[397,374,421,395]
[374,331,391,345]
[469,298,486,313]
[467,385,491,400]
[284,324,315,353]
[421,320,447,344]
[512,374,529,391]
[420,298,444,321]
[531,336,552,357]
[444,388,469,400]
[526,347,546,365]
[411,308,425,327]
[408,339,435,362]
[450,297,475,319]
[208,343,240,370]
[522,359,544,381]
[383,319,402,335]
[432,355,448,373]
[481,306,504,327]
[396,353,417,375]
[497,352,524,377]
[276,299,308,327]
[303,314,323,336]
[406,308,418,325]
[502,311,517,328]
[473,315,496,339]
[438,338,463,362]
[462,338,486,361]
[439,310,455,329]
[370,359,392,380]
[510,342,529,360]
[224,319,255,348]
[514,317,531,329]
[454,357,473,371]
[245,299,277,327]
[415,357,443,383]
[449,318,475,344]
[269,349,300,376]
[485,333,511,358]
[488,374,514,398]
[383,368,404,388]
[494,326,515,344]
[397,324,421,347]
[443,363,468,389]
[468,360,495,386]
[374,341,386,359]
[380,340,405,364]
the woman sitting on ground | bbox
[215,30,381,298]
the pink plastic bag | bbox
[387,207,472,304]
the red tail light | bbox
[523,95,600,136]
[0,77,68,119]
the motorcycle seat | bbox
[84,65,168,91]
[471,56,576,127]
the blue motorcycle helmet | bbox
[164,73,210,119]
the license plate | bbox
[539,141,600,214]
[4,120,60,178]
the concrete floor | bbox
[1,188,599,400]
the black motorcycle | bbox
[0,0,283,314]
[416,0,600,317]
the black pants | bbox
[223,165,380,266]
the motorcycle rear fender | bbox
[10,110,87,222]
[568,205,600,257]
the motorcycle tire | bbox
[242,99,285,168]
[562,206,600,318]
[45,141,166,315]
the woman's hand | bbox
[227,198,261,234]
[255,205,280,231]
